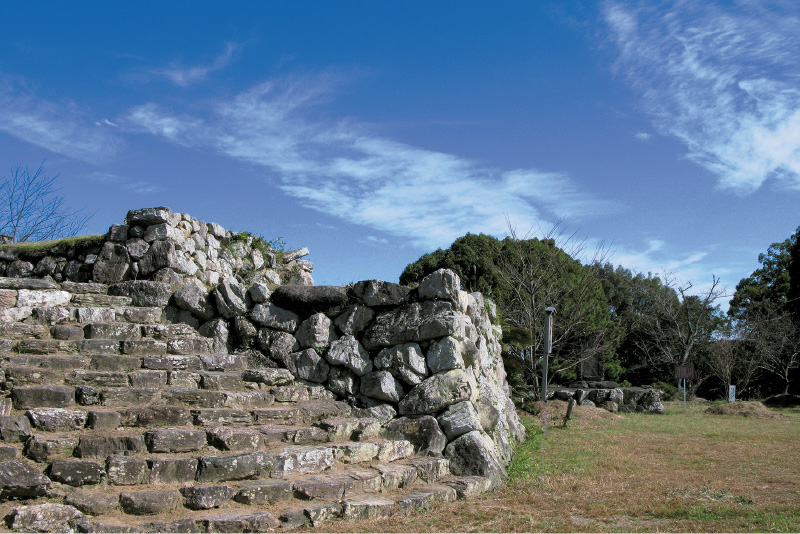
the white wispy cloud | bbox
[605,1,800,192]
[83,172,161,194]
[634,132,651,142]
[153,42,237,86]
[0,78,119,162]
[125,77,614,249]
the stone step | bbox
[2,455,473,530]
[60,470,486,532]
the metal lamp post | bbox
[542,307,555,403]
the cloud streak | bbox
[153,43,238,86]
[126,77,614,249]
[0,78,119,162]
[605,1,800,192]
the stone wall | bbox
[0,206,312,291]
[0,207,526,488]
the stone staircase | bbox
[0,277,497,533]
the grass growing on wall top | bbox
[0,234,105,256]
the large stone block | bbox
[295,312,337,349]
[93,242,130,284]
[352,280,411,306]
[250,303,299,333]
[444,430,506,484]
[49,459,105,486]
[10,503,83,533]
[196,451,274,483]
[382,416,446,456]
[106,456,149,485]
[74,435,144,459]
[119,489,181,515]
[284,349,330,383]
[26,408,87,432]
[12,385,75,410]
[270,285,350,316]
[398,369,472,415]
[148,458,198,484]
[374,342,428,385]
[418,268,461,301]
[145,428,207,453]
[108,280,172,307]
[326,335,372,376]
[0,460,51,498]
[181,484,236,510]
[233,479,291,505]
[360,371,404,403]
[362,300,467,350]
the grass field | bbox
[312,399,800,532]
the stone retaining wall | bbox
[0,207,526,489]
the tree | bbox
[592,264,727,391]
[401,226,620,400]
[729,227,800,395]
[0,163,89,243]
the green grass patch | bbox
[0,234,105,257]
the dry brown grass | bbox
[307,400,800,532]
[704,400,787,418]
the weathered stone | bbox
[119,489,181,515]
[418,268,461,301]
[181,484,236,510]
[66,370,129,387]
[148,457,198,484]
[257,329,299,360]
[427,336,464,373]
[16,339,78,354]
[192,408,252,427]
[360,371,404,403]
[233,479,291,505]
[293,474,357,501]
[142,354,202,371]
[49,459,105,486]
[93,242,130,284]
[108,280,172,307]
[207,426,263,451]
[362,300,468,350]
[0,277,58,290]
[374,463,418,491]
[305,501,342,527]
[33,256,58,277]
[118,306,164,324]
[143,222,184,243]
[250,303,299,333]
[163,387,228,408]
[127,370,168,388]
[90,354,140,371]
[270,285,350,316]
[126,238,150,260]
[50,324,84,340]
[10,503,82,533]
[349,397,397,422]
[382,416,447,456]
[23,434,77,463]
[398,369,472,415]
[242,368,294,386]
[341,496,397,521]
[145,428,207,453]
[214,277,248,318]
[204,512,279,533]
[285,349,330,383]
[12,385,75,410]
[295,312,337,349]
[168,336,214,355]
[100,388,162,407]
[0,415,32,441]
[198,352,247,372]
[326,335,372,376]
[27,408,87,432]
[74,435,144,459]
[375,342,428,385]
[327,366,359,397]
[398,492,436,515]
[106,456,149,485]
[404,456,451,482]
[86,410,121,430]
[0,460,50,498]
[233,316,258,346]
[65,490,120,515]
[0,446,16,461]
[316,417,381,442]
[119,405,189,427]
[197,451,274,483]
[16,289,72,308]
[332,303,376,338]
[248,283,271,303]
[444,430,505,484]
[437,400,483,440]
[272,446,335,478]
[138,240,178,277]
[7,260,34,278]
[125,207,178,227]
[352,280,411,306]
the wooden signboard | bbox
[675,364,695,380]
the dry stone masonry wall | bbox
[0,207,525,532]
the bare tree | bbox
[745,305,800,394]
[497,218,616,398]
[707,327,761,399]
[0,163,89,243]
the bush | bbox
[652,380,678,401]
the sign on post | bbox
[728,385,736,402]
[675,364,694,410]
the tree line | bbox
[401,227,800,403]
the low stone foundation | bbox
[550,383,665,414]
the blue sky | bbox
[2,1,798,304]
